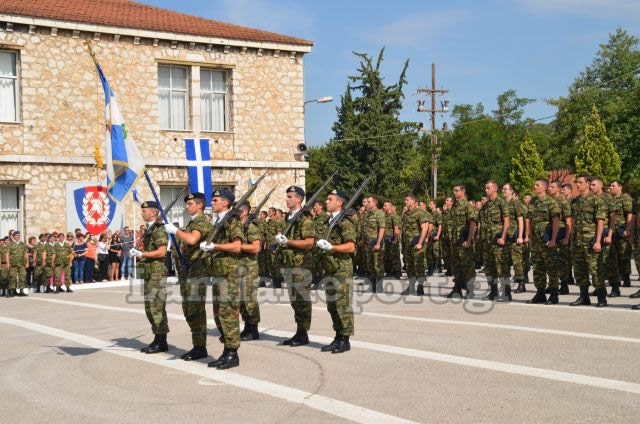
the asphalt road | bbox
[2,267,640,424]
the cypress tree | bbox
[510,130,546,195]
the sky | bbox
[141,0,640,147]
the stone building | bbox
[0,0,312,236]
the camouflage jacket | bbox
[571,193,606,246]
[141,223,168,266]
[401,207,431,245]
[183,213,213,276]
[54,242,73,267]
[278,212,314,268]
[482,196,509,239]
[612,193,633,227]
[240,220,262,262]
[506,198,526,237]
[363,208,385,242]
[527,195,561,242]
[35,241,47,267]
[321,212,357,275]
[450,198,478,242]
[208,211,243,277]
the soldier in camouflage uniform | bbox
[383,201,402,278]
[316,189,357,354]
[167,192,212,363]
[561,183,576,285]
[446,184,478,299]
[54,233,73,293]
[481,181,511,301]
[590,178,616,302]
[548,181,573,295]
[441,197,454,276]
[33,234,46,293]
[130,201,169,354]
[476,199,488,270]
[311,201,329,289]
[7,230,29,297]
[363,196,386,292]
[608,180,633,294]
[401,194,431,296]
[525,179,561,304]
[275,186,315,347]
[237,201,262,341]
[269,209,286,288]
[0,237,9,297]
[257,210,269,286]
[427,201,442,276]
[570,175,607,307]
[198,189,244,369]
[502,184,526,293]
[522,194,532,284]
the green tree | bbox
[574,105,622,184]
[549,28,640,182]
[510,130,546,195]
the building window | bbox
[158,65,189,130]
[0,51,19,122]
[159,186,189,228]
[0,185,21,237]
[200,69,228,132]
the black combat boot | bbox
[446,280,463,298]
[182,346,208,361]
[464,279,476,299]
[215,348,239,370]
[401,279,416,296]
[288,330,309,347]
[65,287,73,293]
[445,269,452,277]
[570,286,591,306]
[498,284,512,302]
[630,289,640,299]
[622,274,631,287]
[513,278,526,294]
[371,278,378,293]
[483,283,498,301]
[632,304,640,310]
[545,288,559,305]
[526,288,547,304]
[258,278,266,288]
[595,288,608,308]
[321,333,339,352]
[208,348,229,368]
[54,286,63,294]
[331,335,351,354]
[427,266,434,277]
[416,282,425,296]
[559,281,570,295]
[45,285,54,293]
[34,285,41,294]
[146,334,168,354]
[141,335,159,353]
[609,284,621,298]
[240,324,259,341]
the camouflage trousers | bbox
[405,242,427,281]
[365,242,384,282]
[452,242,475,289]
[282,266,312,332]
[180,275,208,348]
[212,273,241,350]
[8,266,26,290]
[610,237,632,280]
[556,242,572,283]
[484,241,509,282]
[258,249,268,277]
[0,268,7,289]
[356,243,367,276]
[475,239,486,267]
[312,248,324,283]
[39,266,53,288]
[267,249,281,280]
[142,263,169,335]
[427,239,441,270]
[603,242,619,284]
[441,235,452,271]
[572,243,604,288]
[325,270,354,337]
[523,243,531,279]
[531,240,559,290]
[54,266,71,289]
[238,259,261,325]
[507,242,524,279]
[384,240,402,275]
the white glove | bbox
[317,239,333,251]
[164,222,178,235]
[275,233,288,245]
[199,241,215,252]
[129,248,143,258]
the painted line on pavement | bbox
[25,297,640,396]
[0,315,417,424]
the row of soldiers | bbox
[132,184,358,371]
[253,176,640,310]
[0,231,75,297]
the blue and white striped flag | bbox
[184,138,212,207]
[132,188,141,204]
[95,63,145,203]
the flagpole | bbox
[132,194,137,280]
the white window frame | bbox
[157,64,190,130]
[159,185,190,229]
[200,68,230,133]
[0,185,23,237]
[0,50,20,123]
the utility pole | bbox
[417,63,449,200]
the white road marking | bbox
[24,297,640,395]
[267,303,640,345]
[0,315,417,424]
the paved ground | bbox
[2,267,640,424]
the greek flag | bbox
[96,63,145,203]
[132,188,141,204]
[185,138,212,207]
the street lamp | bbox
[298,95,334,162]
[304,96,333,109]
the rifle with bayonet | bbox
[272,171,337,254]
[245,184,280,230]
[324,175,373,238]
[204,169,270,244]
